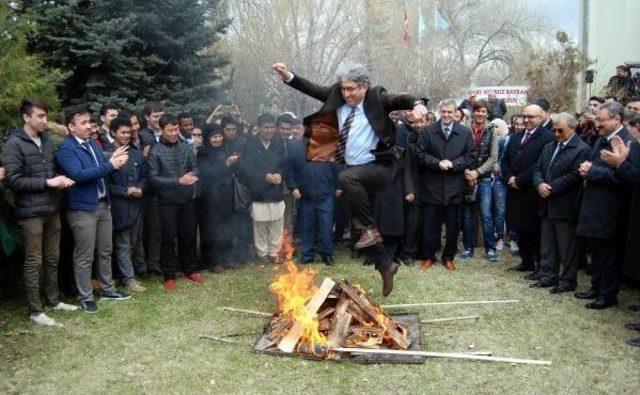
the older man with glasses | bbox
[502,104,554,278]
[532,113,590,293]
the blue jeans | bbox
[462,179,496,252]
[492,178,515,240]
[300,196,334,260]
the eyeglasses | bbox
[523,115,539,119]
[552,128,564,134]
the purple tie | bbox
[335,106,357,164]
[520,131,532,146]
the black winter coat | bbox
[149,138,198,205]
[239,137,286,202]
[416,121,477,205]
[1,129,61,219]
[502,126,554,232]
[108,146,148,231]
[532,134,590,221]
[615,141,640,281]
[576,129,631,238]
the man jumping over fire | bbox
[273,62,428,296]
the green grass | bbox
[1,249,639,394]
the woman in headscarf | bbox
[198,124,237,270]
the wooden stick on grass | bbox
[421,315,480,324]
[219,307,271,317]
[330,347,551,366]
[199,335,240,345]
[382,300,519,309]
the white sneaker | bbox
[52,302,79,312]
[496,239,504,251]
[510,240,519,253]
[30,312,57,326]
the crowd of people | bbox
[1,66,639,347]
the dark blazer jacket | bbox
[416,121,477,206]
[532,133,590,220]
[576,128,631,238]
[502,126,554,231]
[615,141,640,280]
[286,74,418,163]
[56,135,115,211]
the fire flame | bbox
[269,231,328,350]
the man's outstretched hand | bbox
[272,63,292,81]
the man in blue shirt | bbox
[56,105,131,313]
[273,62,427,296]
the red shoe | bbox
[184,272,203,283]
[164,279,177,291]
[420,259,433,271]
[444,260,457,271]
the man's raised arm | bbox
[272,62,332,102]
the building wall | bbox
[579,0,640,107]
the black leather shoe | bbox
[509,263,534,272]
[404,257,416,266]
[586,299,617,310]
[575,289,598,299]
[524,272,542,281]
[380,261,399,297]
[628,304,640,313]
[626,338,640,347]
[321,256,334,266]
[625,322,640,331]
[530,280,554,288]
[550,285,575,294]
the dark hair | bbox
[589,96,605,104]
[178,112,192,121]
[109,114,132,133]
[20,98,48,117]
[220,115,236,129]
[55,111,66,125]
[159,114,179,129]
[256,113,276,126]
[628,95,640,103]
[100,104,119,117]
[533,98,550,112]
[65,105,91,126]
[276,113,297,126]
[143,101,164,116]
[202,123,223,141]
[118,109,136,120]
[628,114,640,128]
[472,99,491,113]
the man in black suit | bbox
[416,99,477,271]
[502,104,554,277]
[273,62,427,296]
[575,101,631,309]
[531,113,590,293]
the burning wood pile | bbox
[254,234,413,360]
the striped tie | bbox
[335,106,357,164]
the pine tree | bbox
[22,0,231,115]
[0,3,62,130]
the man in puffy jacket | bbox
[148,114,201,290]
[2,98,77,325]
[107,115,148,293]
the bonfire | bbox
[255,232,413,360]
